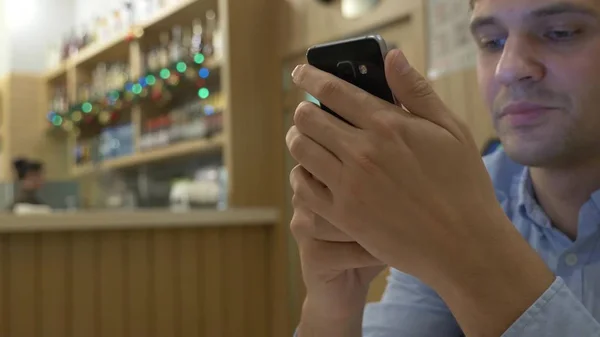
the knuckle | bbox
[293,101,314,127]
[289,165,303,192]
[409,76,435,99]
[352,144,380,174]
[287,130,307,160]
[371,111,402,139]
[315,79,340,99]
[290,209,312,238]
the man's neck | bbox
[530,158,600,241]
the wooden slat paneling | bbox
[153,230,178,337]
[71,232,98,337]
[203,228,223,337]
[9,234,38,337]
[126,231,151,337]
[40,232,70,337]
[0,225,272,337]
[178,229,200,337]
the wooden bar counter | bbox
[0,208,279,337]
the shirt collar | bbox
[513,167,600,237]
[513,167,553,228]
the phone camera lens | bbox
[359,64,368,75]
[336,61,356,80]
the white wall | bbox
[1,0,75,73]
[0,0,10,76]
[74,0,122,27]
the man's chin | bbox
[502,141,572,168]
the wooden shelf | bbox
[141,0,217,33]
[73,32,132,68]
[72,133,224,176]
[43,61,69,82]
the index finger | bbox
[291,64,390,129]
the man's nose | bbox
[495,38,545,86]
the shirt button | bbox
[565,253,579,266]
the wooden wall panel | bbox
[0,225,273,337]
[0,74,70,181]
[278,0,423,57]
[432,68,495,149]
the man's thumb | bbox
[385,49,449,124]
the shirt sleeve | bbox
[502,276,600,337]
[362,268,462,337]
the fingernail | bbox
[392,50,411,74]
[292,64,304,81]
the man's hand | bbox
[287,49,555,337]
[289,199,384,337]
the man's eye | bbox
[479,38,506,51]
[545,29,581,41]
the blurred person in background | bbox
[10,158,51,214]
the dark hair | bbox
[13,158,43,180]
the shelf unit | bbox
[41,0,285,209]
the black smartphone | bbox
[306,35,395,123]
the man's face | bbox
[472,0,600,167]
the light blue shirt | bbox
[362,147,600,336]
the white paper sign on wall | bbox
[427,0,477,80]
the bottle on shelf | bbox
[203,10,217,58]
[169,25,184,63]
[146,49,159,72]
[123,1,135,29]
[79,25,90,49]
[78,84,92,102]
[169,105,185,142]
[46,43,61,69]
[110,8,124,38]
[190,18,204,56]
[181,26,193,60]
[158,32,170,67]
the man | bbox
[286,0,600,335]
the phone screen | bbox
[306,35,395,122]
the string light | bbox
[72,111,82,122]
[199,67,210,78]
[160,69,171,79]
[198,88,210,99]
[51,115,63,126]
[194,53,205,64]
[49,58,221,131]
[204,105,215,115]
[176,62,187,73]
[146,75,156,85]
[109,91,120,101]
[132,83,143,94]
[82,102,93,113]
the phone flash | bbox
[359,64,368,74]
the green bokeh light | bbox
[132,83,143,94]
[146,75,156,85]
[52,115,63,126]
[176,62,187,73]
[160,69,171,79]
[82,102,92,113]
[194,53,205,64]
[198,88,210,99]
